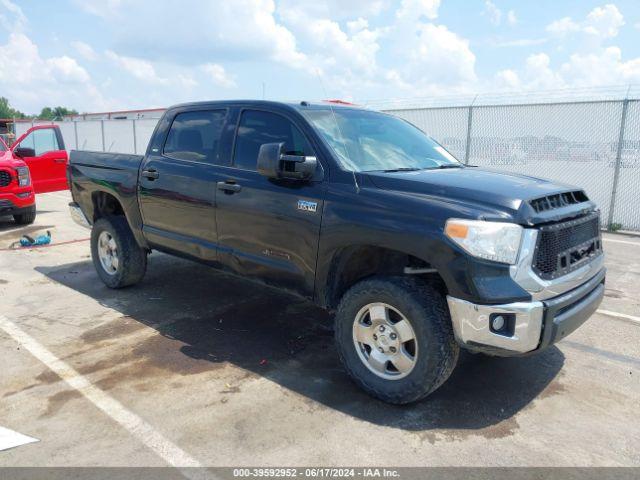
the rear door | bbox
[138,108,228,261]
[12,126,68,193]
[214,108,326,298]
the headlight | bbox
[445,219,523,264]
[15,166,30,186]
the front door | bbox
[138,109,227,261]
[12,126,68,193]
[215,109,326,298]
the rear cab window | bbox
[233,110,314,171]
[163,110,227,163]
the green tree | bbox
[0,97,27,119]
[39,106,78,120]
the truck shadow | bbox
[37,253,565,433]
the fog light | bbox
[489,313,516,337]
[492,315,506,331]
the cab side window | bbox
[233,110,313,171]
[19,129,60,156]
[164,110,226,163]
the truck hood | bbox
[365,167,596,225]
[0,150,26,168]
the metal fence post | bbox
[132,119,138,154]
[607,98,630,229]
[73,121,79,150]
[463,95,477,165]
[100,120,106,152]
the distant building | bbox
[63,107,167,121]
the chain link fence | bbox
[381,87,640,231]
[13,87,640,231]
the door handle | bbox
[217,181,242,193]
[54,158,67,164]
[142,169,159,180]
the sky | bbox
[1,0,640,114]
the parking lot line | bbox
[0,315,212,480]
[602,238,640,246]
[597,309,640,325]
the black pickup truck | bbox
[68,100,605,404]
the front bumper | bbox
[0,195,35,216]
[0,187,35,211]
[447,267,605,355]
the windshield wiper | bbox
[433,164,464,169]
[380,167,422,172]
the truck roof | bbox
[166,99,366,113]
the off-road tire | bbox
[335,276,459,404]
[91,216,147,288]
[13,206,36,225]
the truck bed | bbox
[70,150,144,171]
[69,150,145,239]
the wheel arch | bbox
[319,245,447,310]
[90,189,148,250]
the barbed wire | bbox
[361,84,640,111]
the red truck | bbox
[0,125,68,225]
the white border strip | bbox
[597,309,640,325]
[0,426,38,452]
[0,316,211,480]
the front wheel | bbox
[13,205,36,225]
[334,276,459,404]
[91,216,147,288]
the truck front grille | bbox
[0,170,11,188]
[533,212,602,280]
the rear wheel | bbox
[91,216,147,288]
[335,276,459,404]
[13,206,36,225]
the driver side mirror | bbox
[257,142,317,181]
[14,147,36,158]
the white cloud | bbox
[507,10,517,26]
[495,69,520,88]
[492,38,547,48]
[46,56,91,83]
[547,17,580,36]
[407,23,477,85]
[583,4,625,38]
[279,9,384,94]
[105,50,168,84]
[396,0,441,21]
[0,0,27,32]
[278,0,389,21]
[523,53,564,89]
[493,46,640,91]
[71,41,98,61]
[560,47,640,86]
[547,4,624,39]
[73,0,123,19]
[0,33,107,113]
[484,1,502,26]
[176,74,198,89]
[79,0,306,68]
[201,64,236,88]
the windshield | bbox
[301,108,461,172]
